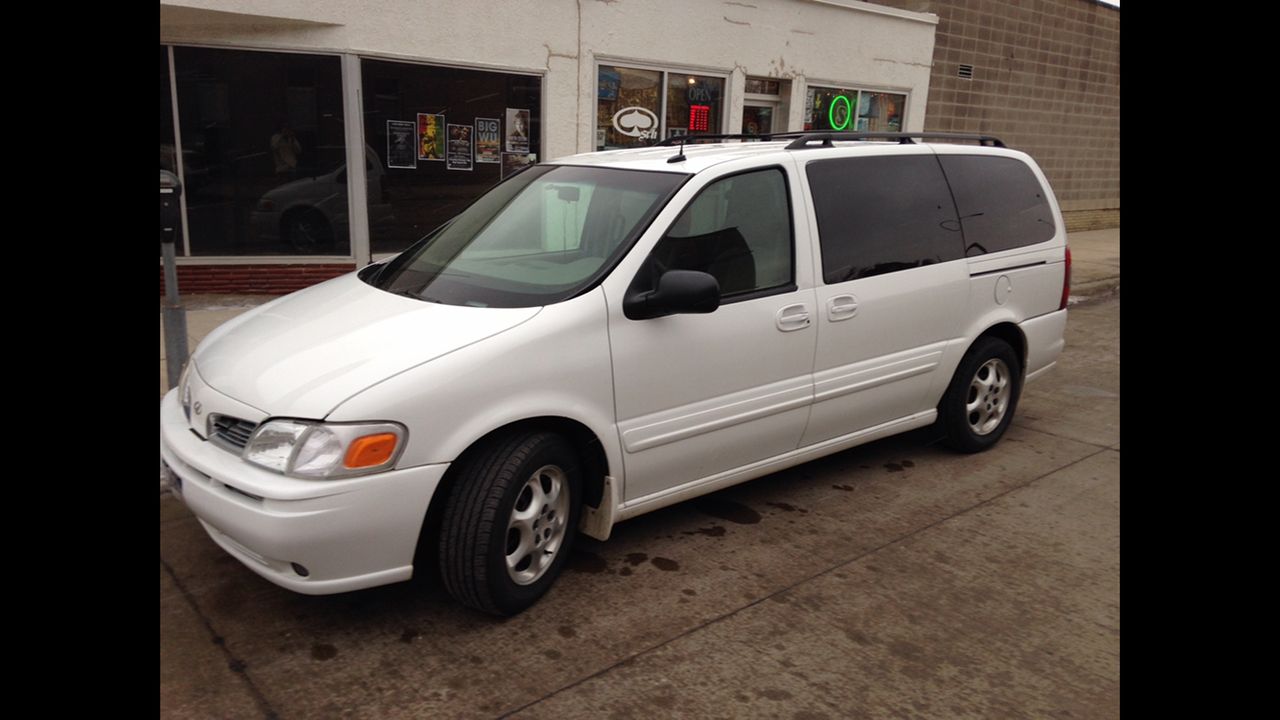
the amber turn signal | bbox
[344,433,399,468]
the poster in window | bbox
[501,152,534,179]
[417,113,445,161]
[386,120,416,169]
[598,68,620,100]
[447,124,473,171]
[505,108,530,153]
[475,118,501,163]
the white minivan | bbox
[160,132,1070,615]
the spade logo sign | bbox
[612,106,659,140]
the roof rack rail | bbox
[775,132,1006,150]
[652,133,777,164]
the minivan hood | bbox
[193,273,541,418]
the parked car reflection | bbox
[250,145,395,254]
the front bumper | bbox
[160,389,448,594]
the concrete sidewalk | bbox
[159,227,1119,396]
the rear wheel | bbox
[438,431,582,615]
[939,336,1022,453]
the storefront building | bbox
[160,0,937,293]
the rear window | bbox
[937,155,1056,256]
[805,155,963,284]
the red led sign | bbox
[689,104,710,132]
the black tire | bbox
[939,336,1023,453]
[438,431,583,616]
[284,209,333,254]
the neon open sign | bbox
[827,94,856,130]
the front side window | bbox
[644,168,793,299]
[806,155,963,284]
[367,165,686,307]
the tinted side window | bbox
[806,156,963,284]
[937,155,1055,256]
[647,167,793,298]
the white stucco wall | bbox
[161,0,936,161]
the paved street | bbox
[161,295,1119,719]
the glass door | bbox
[742,102,776,135]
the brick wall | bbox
[1062,207,1119,233]
[159,264,356,296]
[870,0,1119,223]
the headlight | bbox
[179,364,193,421]
[242,419,406,479]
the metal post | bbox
[160,170,188,391]
[162,241,188,391]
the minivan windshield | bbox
[365,165,686,307]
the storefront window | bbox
[597,65,725,149]
[805,86,906,133]
[597,65,661,149]
[361,59,542,255]
[857,91,904,132]
[173,47,348,256]
[665,73,724,139]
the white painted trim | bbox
[158,40,547,78]
[341,54,371,268]
[799,0,938,25]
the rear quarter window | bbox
[805,155,964,284]
[937,155,1056,256]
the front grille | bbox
[209,414,258,452]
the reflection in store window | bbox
[173,47,348,256]
[597,65,661,149]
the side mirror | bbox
[624,269,720,320]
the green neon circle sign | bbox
[828,94,853,130]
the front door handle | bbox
[776,303,811,332]
[828,294,859,321]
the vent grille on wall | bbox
[958,64,974,79]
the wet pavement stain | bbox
[567,550,608,574]
[227,659,247,673]
[682,525,727,537]
[625,552,648,566]
[399,628,420,644]
[681,588,697,596]
[766,501,809,514]
[543,649,562,660]
[758,688,794,700]
[310,643,338,661]
[651,557,680,571]
[557,625,577,639]
[832,484,855,492]
[901,459,915,468]
[694,497,762,524]
[885,462,905,472]
[619,566,633,576]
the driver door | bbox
[604,162,818,504]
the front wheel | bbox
[939,336,1023,453]
[438,431,583,616]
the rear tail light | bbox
[1059,245,1072,310]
